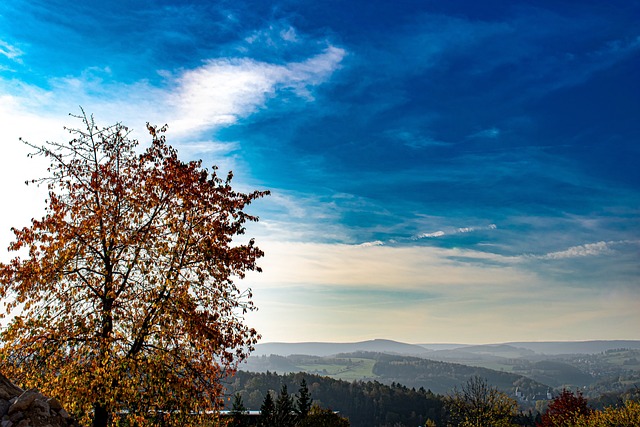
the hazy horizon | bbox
[255,338,640,345]
[1,0,638,344]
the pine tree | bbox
[231,393,248,427]
[296,378,313,418]
[275,384,296,427]
[260,392,276,427]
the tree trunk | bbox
[93,403,109,427]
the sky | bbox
[0,0,638,345]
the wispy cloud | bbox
[249,240,530,289]
[469,127,500,139]
[416,231,446,239]
[358,240,384,247]
[536,240,639,260]
[414,224,497,240]
[0,40,22,62]
[458,224,497,233]
[389,130,449,149]
[540,241,613,259]
[0,44,345,141]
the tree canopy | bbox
[445,376,519,427]
[0,112,268,427]
[538,389,591,427]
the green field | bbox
[297,358,377,381]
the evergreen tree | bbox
[275,384,296,427]
[297,378,313,418]
[260,392,276,427]
[231,393,248,427]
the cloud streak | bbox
[414,224,497,240]
[536,240,640,260]
[0,39,22,62]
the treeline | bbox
[224,371,640,427]
[223,371,445,427]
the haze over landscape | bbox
[1,1,639,344]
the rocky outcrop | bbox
[0,372,79,427]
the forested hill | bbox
[253,339,431,357]
[241,351,550,396]
[223,370,446,427]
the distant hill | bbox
[253,339,432,357]
[425,344,536,362]
[525,360,594,388]
[503,340,640,355]
[417,343,470,351]
[254,339,640,357]
[242,351,550,396]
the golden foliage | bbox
[566,400,640,427]
[0,112,268,427]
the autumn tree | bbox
[297,405,350,427]
[445,376,519,427]
[0,112,268,427]
[538,389,591,427]
[574,400,640,427]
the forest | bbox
[222,369,640,427]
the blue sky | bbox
[1,0,639,344]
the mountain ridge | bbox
[253,339,640,357]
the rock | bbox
[8,391,41,415]
[31,400,50,417]
[0,372,79,427]
[8,412,22,423]
[43,400,61,413]
[0,374,22,401]
[0,400,10,417]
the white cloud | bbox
[163,46,346,135]
[416,231,446,238]
[458,224,497,233]
[0,44,345,141]
[358,240,384,247]
[415,224,497,239]
[539,241,614,259]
